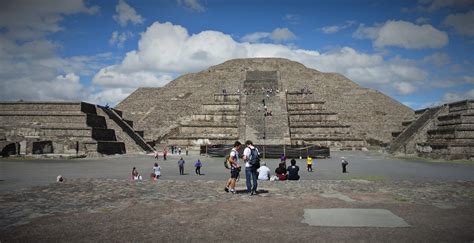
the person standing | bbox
[163,148,167,160]
[186,147,189,156]
[178,157,185,175]
[306,155,313,172]
[178,147,182,155]
[152,163,161,180]
[243,140,260,195]
[194,159,202,175]
[225,141,241,194]
[341,157,349,173]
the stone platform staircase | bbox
[167,94,241,146]
[0,102,152,156]
[242,78,289,145]
[286,92,365,149]
[417,100,474,160]
[389,105,446,154]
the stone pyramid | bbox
[117,58,414,148]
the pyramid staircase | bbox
[417,100,474,160]
[167,94,241,146]
[286,92,366,149]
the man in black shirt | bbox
[287,159,300,180]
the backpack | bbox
[224,155,231,169]
[248,148,260,168]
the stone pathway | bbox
[1,178,473,230]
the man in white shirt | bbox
[225,141,241,193]
[257,161,270,180]
[243,140,260,195]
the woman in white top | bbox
[152,162,161,180]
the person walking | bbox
[178,157,185,175]
[194,159,202,175]
[243,140,260,195]
[225,141,241,194]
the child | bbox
[152,163,161,180]
[307,155,313,172]
[132,167,142,180]
[194,159,202,175]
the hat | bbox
[261,161,266,166]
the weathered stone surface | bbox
[118,58,413,147]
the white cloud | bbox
[241,28,296,43]
[422,52,451,66]
[415,17,430,24]
[0,0,98,40]
[241,32,270,43]
[283,14,300,24]
[113,0,144,27]
[354,20,448,49]
[86,88,135,106]
[269,28,296,42]
[444,10,474,36]
[93,21,426,102]
[109,31,133,47]
[320,21,356,34]
[442,89,474,103]
[417,0,473,11]
[177,0,205,12]
[394,82,417,95]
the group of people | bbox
[224,140,261,195]
[130,157,204,181]
[170,146,188,155]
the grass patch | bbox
[393,196,409,202]
[345,176,386,182]
[393,155,474,165]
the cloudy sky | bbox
[0,0,473,109]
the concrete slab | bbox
[302,208,410,227]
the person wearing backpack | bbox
[243,140,260,195]
[225,141,241,194]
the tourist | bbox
[194,159,202,175]
[307,155,313,172]
[275,162,287,180]
[178,147,182,155]
[178,157,185,175]
[152,162,161,180]
[243,140,260,195]
[163,148,167,160]
[154,150,159,160]
[280,154,287,163]
[287,159,300,180]
[225,141,241,194]
[186,147,189,156]
[131,167,142,180]
[56,175,64,182]
[257,161,270,181]
[341,157,349,173]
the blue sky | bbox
[0,0,473,109]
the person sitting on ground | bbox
[132,167,142,180]
[275,162,287,181]
[152,162,161,181]
[287,159,300,181]
[257,161,271,181]
[56,175,64,182]
[194,159,202,175]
